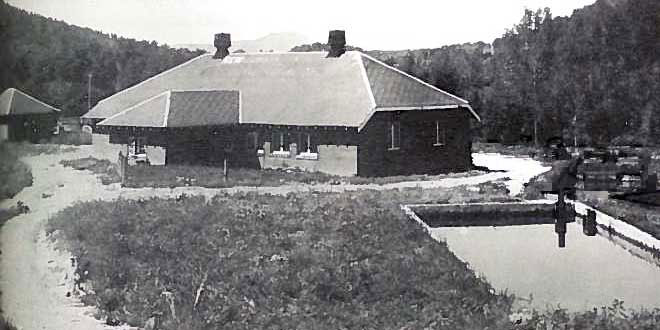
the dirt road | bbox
[0,146,547,330]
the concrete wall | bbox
[260,142,358,176]
[145,146,166,165]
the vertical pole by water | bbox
[223,158,228,182]
[555,189,567,248]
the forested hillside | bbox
[0,1,204,116]
[295,0,659,146]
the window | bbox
[434,121,446,146]
[271,131,289,152]
[387,118,401,150]
[129,136,146,155]
[297,132,318,154]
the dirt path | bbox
[0,147,547,330]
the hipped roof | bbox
[99,90,239,127]
[0,88,61,116]
[90,51,479,130]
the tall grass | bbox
[47,183,515,329]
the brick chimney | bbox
[213,33,231,59]
[327,30,346,58]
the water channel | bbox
[430,222,660,312]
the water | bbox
[430,222,660,312]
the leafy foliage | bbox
[47,184,515,329]
[0,1,205,116]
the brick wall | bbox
[357,109,473,177]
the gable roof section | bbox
[98,90,240,128]
[0,88,61,116]
[86,51,478,129]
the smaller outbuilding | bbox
[0,88,60,142]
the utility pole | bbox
[87,73,93,111]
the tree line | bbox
[295,0,659,146]
[387,0,660,146]
[0,1,205,116]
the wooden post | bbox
[223,158,228,182]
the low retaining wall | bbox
[405,201,557,228]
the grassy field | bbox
[46,182,660,329]
[124,164,484,189]
[47,183,516,329]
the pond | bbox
[430,222,660,312]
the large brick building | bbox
[83,31,480,177]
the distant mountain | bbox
[175,32,312,53]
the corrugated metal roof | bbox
[0,88,61,116]
[98,90,240,128]
[85,51,476,128]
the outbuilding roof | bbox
[0,88,61,116]
[91,51,478,130]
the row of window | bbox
[128,120,447,156]
[387,120,447,150]
[247,131,318,154]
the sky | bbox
[7,0,597,50]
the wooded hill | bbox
[296,0,659,146]
[0,1,204,116]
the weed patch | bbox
[47,184,514,329]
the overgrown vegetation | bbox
[60,157,120,185]
[124,164,483,189]
[0,143,33,200]
[47,183,516,329]
[46,183,660,329]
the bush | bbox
[47,185,515,329]
[0,143,33,200]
